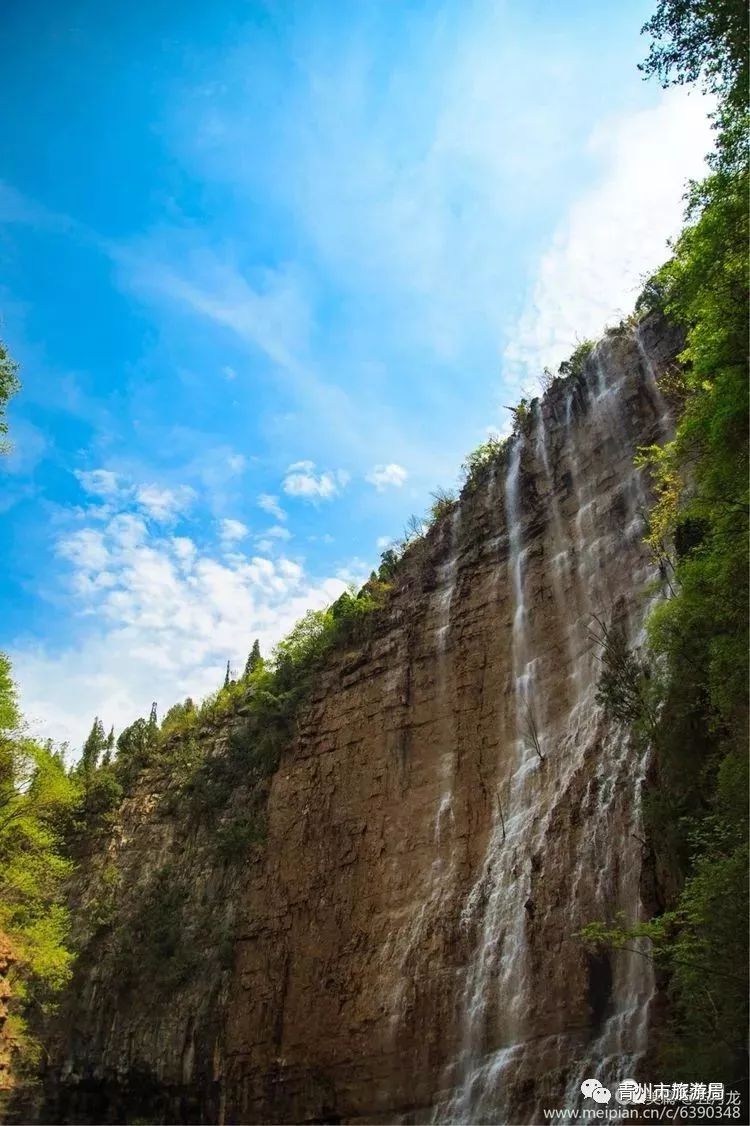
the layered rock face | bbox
[42,317,680,1125]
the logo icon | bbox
[581,1078,612,1104]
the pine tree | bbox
[244,639,262,678]
[224,660,232,689]
[101,725,115,766]
[148,702,158,729]
[81,717,106,774]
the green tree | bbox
[0,654,77,1076]
[585,0,749,1086]
[557,339,594,379]
[641,0,748,173]
[114,714,159,791]
[0,341,20,454]
[244,640,263,679]
[640,0,748,113]
[101,725,115,767]
[80,717,106,775]
[160,698,196,736]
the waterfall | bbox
[435,506,463,845]
[536,402,582,681]
[432,434,547,1124]
[633,323,672,441]
[427,332,668,1124]
[390,505,463,1026]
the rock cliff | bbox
[38,316,681,1125]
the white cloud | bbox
[172,536,196,564]
[223,364,237,380]
[115,240,370,457]
[366,463,408,491]
[219,517,249,544]
[12,503,350,750]
[335,559,370,588]
[75,468,199,523]
[259,524,291,541]
[257,493,286,521]
[376,535,393,550]
[57,528,110,573]
[75,468,124,498]
[252,525,291,554]
[135,483,196,522]
[117,250,312,377]
[505,87,713,381]
[226,452,245,473]
[282,461,348,501]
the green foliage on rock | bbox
[108,865,198,994]
[0,654,77,1076]
[160,697,196,736]
[76,579,393,870]
[557,339,595,380]
[585,0,748,1084]
[429,488,458,524]
[113,707,160,790]
[461,434,507,488]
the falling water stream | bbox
[391,507,464,1025]
[423,330,669,1124]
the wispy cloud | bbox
[176,8,588,364]
[219,517,249,545]
[260,524,291,541]
[366,463,408,491]
[74,468,123,498]
[257,493,286,522]
[505,88,713,382]
[135,483,196,522]
[282,461,348,502]
[75,468,195,523]
[116,249,312,374]
[226,452,245,473]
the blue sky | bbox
[0,0,712,749]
